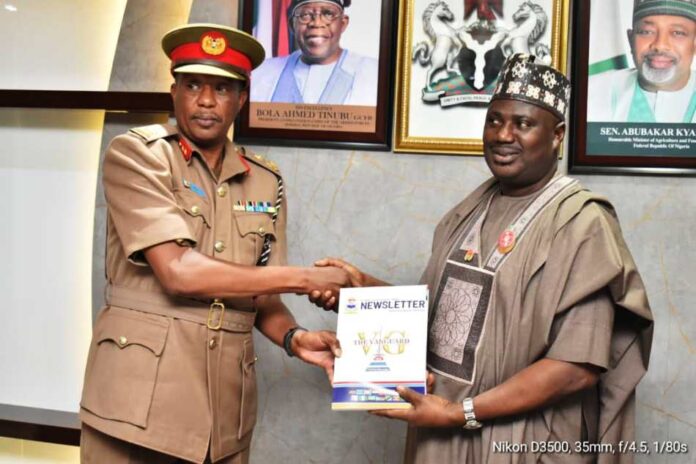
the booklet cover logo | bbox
[356,330,410,372]
[345,298,358,314]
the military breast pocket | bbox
[174,189,211,243]
[81,308,170,428]
[233,213,276,265]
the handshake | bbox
[299,257,388,311]
[281,257,388,382]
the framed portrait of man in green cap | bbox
[235,0,397,150]
[570,0,696,175]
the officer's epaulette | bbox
[238,146,281,176]
[128,124,178,143]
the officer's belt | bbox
[105,284,256,333]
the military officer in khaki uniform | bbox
[79,24,351,463]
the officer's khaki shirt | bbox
[80,124,286,463]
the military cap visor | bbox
[171,64,247,82]
[162,23,265,81]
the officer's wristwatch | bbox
[462,397,482,430]
[283,326,307,357]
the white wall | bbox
[0,0,127,90]
[0,109,104,412]
[0,1,127,414]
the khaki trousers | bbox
[80,424,249,464]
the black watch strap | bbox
[283,326,306,357]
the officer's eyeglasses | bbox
[293,9,343,24]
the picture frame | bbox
[394,0,570,155]
[569,0,696,176]
[235,0,397,151]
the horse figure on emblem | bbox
[412,1,463,93]
[499,1,551,63]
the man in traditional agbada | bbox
[79,24,351,464]
[588,0,696,123]
[314,54,654,463]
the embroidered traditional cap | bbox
[162,23,265,82]
[491,53,571,120]
[633,0,696,22]
[289,0,351,16]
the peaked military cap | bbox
[633,0,696,22]
[491,53,571,120]
[289,0,352,16]
[162,23,265,82]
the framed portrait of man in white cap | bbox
[570,0,696,175]
[235,0,397,150]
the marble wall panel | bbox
[245,147,491,464]
[189,0,238,25]
[108,0,192,92]
[576,175,696,464]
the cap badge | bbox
[201,32,227,56]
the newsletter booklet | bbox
[332,285,428,410]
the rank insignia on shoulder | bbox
[129,124,176,142]
[242,150,281,174]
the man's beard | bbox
[639,52,678,86]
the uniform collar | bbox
[219,138,251,182]
[176,129,251,181]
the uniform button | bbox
[118,336,128,346]
[258,227,265,235]
[214,241,226,252]
[209,338,217,350]
[191,205,201,215]
[217,186,227,197]
[183,179,191,188]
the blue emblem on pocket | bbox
[184,179,206,198]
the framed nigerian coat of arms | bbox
[394,0,570,155]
